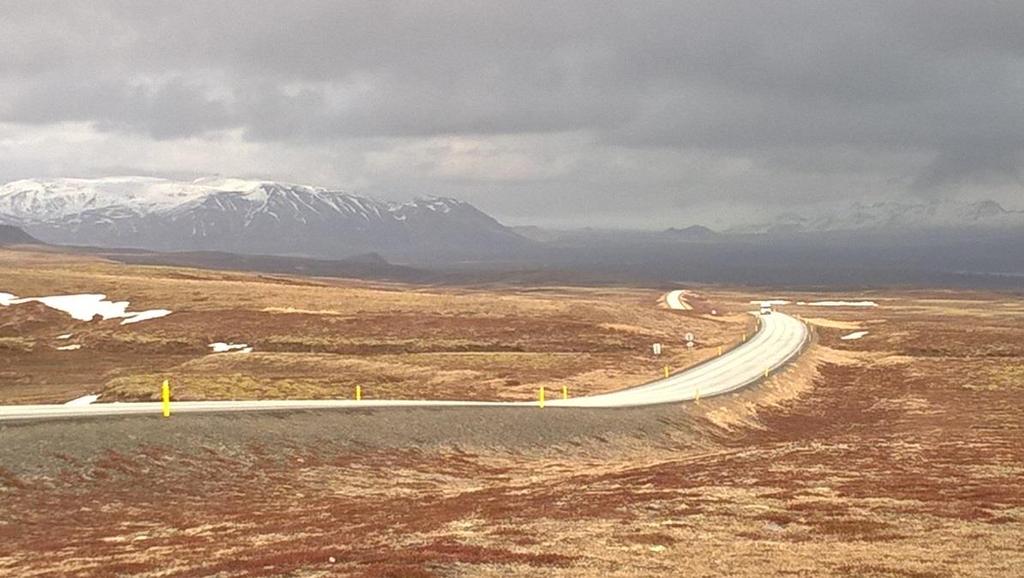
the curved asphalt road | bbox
[664,289,693,310]
[0,311,808,421]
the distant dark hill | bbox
[338,252,391,265]
[661,225,717,240]
[95,248,433,283]
[0,225,41,246]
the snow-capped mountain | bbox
[0,177,531,260]
[0,177,215,222]
[735,199,1024,234]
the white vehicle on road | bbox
[759,302,773,315]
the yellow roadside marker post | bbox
[764,368,770,379]
[355,385,362,401]
[539,387,545,408]
[718,346,723,356]
[664,366,670,379]
[161,379,170,417]
[695,387,700,403]
[562,385,568,400]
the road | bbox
[665,289,693,310]
[0,311,808,421]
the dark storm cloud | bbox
[1,0,1022,212]
[6,75,234,139]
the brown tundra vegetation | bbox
[1,247,1022,576]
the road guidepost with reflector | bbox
[161,379,170,417]
[664,366,670,378]
[355,385,362,401]
[562,385,568,400]
[539,387,545,408]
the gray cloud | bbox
[913,149,1024,195]
[0,1,1022,224]
[5,75,234,139]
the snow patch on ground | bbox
[56,344,82,351]
[805,301,878,308]
[120,309,172,325]
[56,333,73,340]
[840,331,869,340]
[64,394,99,406]
[750,299,791,305]
[210,342,252,353]
[0,292,172,324]
[18,294,130,321]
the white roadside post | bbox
[652,343,662,356]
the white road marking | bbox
[803,301,878,307]
[64,394,100,406]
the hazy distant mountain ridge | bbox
[0,177,529,259]
[739,199,1024,234]
[0,224,41,245]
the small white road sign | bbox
[652,343,662,356]
[684,332,695,342]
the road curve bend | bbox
[0,312,808,421]
[665,289,693,310]
[552,311,806,407]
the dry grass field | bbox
[0,247,748,404]
[1,247,1022,577]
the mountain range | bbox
[0,177,1021,266]
[734,199,1024,234]
[0,177,530,261]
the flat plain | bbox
[1,247,1022,577]
[0,248,747,404]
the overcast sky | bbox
[1,1,1022,228]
